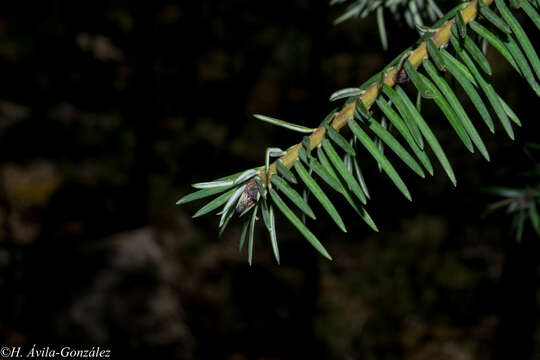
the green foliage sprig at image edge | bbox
[177,0,540,264]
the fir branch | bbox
[178,0,540,263]
[258,0,490,185]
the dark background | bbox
[0,1,539,359]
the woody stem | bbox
[257,0,491,185]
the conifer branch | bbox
[258,0,491,184]
[178,0,540,263]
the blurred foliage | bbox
[331,0,446,49]
[485,143,540,241]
